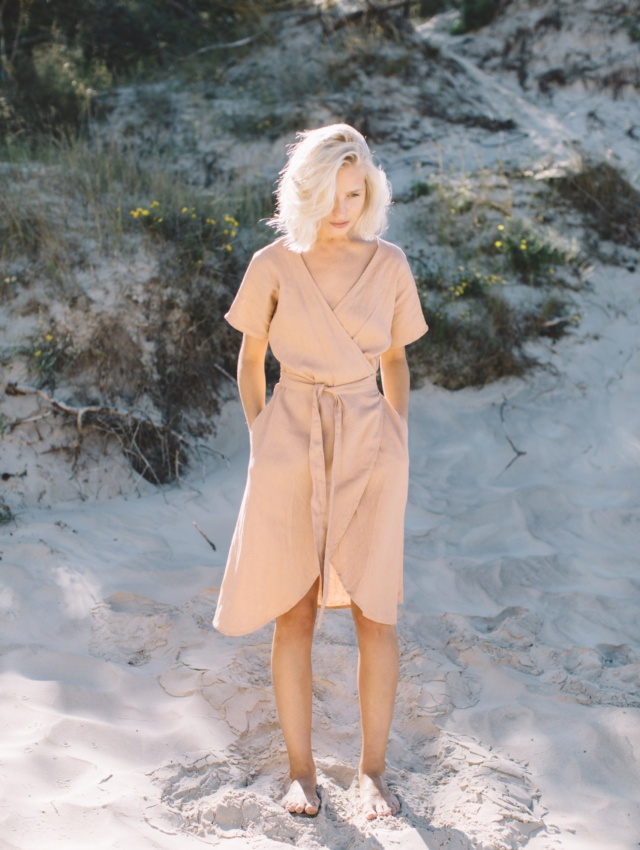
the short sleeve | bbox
[224,249,279,340]
[389,254,429,349]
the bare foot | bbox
[359,772,400,820]
[281,776,320,816]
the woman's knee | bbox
[275,579,319,637]
[351,602,397,642]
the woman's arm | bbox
[380,346,410,422]
[237,334,269,428]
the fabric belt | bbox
[279,370,379,626]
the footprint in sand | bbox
[145,613,552,849]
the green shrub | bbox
[453,0,506,34]
[128,202,240,267]
[408,260,577,390]
[27,329,77,392]
[418,0,450,16]
[488,220,569,286]
[624,16,640,42]
[0,0,275,137]
[408,290,533,390]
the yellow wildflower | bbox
[494,240,503,248]
[150,201,160,208]
[35,350,41,357]
[181,207,188,213]
[45,334,53,341]
[225,245,232,252]
[497,224,505,231]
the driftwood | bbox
[5,383,187,485]
[186,29,269,57]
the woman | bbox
[213,124,428,819]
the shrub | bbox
[0,0,277,138]
[453,0,507,34]
[27,329,77,392]
[408,262,575,390]
[624,16,640,42]
[488,220,570,286]
[551,160,640,248]
[128,202,240,267]
[0,498,15,524]
[408,291,534,390]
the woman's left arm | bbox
[380,346,410,423]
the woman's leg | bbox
[351,600,400,819]
[272,578,320,814]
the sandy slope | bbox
[1,256,639,849]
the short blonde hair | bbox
[268,124,391,253]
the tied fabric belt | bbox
[279,370,379,625]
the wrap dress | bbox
[213,236,428,636]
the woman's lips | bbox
[331,221,349,228]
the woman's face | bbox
[317,163,367,241]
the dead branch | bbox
[185,29,268,57]
[193,520,217,551]
[6,409,54,430]
[541,314,580,329]
[213,361,237,385]
[5,383,188,485]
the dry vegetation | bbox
[1,0,636,487]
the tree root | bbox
[5,383,188,485]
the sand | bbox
[1,256,639,849]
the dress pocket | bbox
[382,396,409,449]
[249,387,278,443]
[382,395,408,437]
[249,405,267,434]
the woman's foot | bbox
[359,772,400,819]
[281,776,321,816]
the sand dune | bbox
[1,258,639,849]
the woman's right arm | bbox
[237,334,269,429]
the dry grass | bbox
[550,160,640,249]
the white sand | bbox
[1,256,639,849]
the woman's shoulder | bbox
[250,236,292,267]
[376,237,411,267]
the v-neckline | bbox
[298,237,380,313]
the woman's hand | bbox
[380,346,410,423]
[238,334,269,429]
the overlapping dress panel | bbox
[213,237,428,636]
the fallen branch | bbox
[193,521,217,551]
[541,314,580,329]
[184,29,268,58]
[5,383,187,485]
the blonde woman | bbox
[213,124,428,819]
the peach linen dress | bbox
[213,236,428,636]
